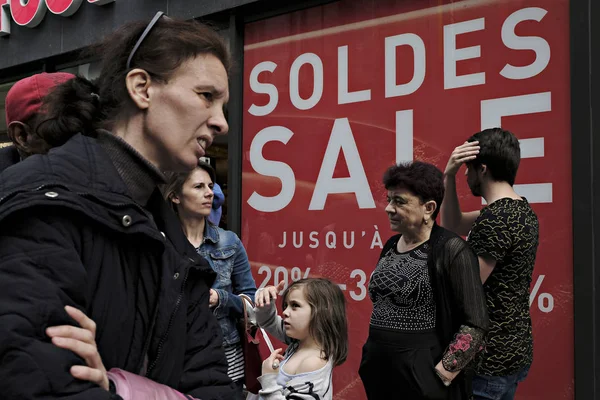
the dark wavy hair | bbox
[467,128,520,186]
[37,15,230,146]
[383,161,444,220]
[282,278,348,367]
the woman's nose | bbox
[208,108,229,136]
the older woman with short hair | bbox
[359,161,489,400]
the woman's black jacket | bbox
[0,134,236,399]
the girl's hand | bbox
[262,348,285,375]
[209,289,219,307]
[46,306,109,391]
[256,281,286,307]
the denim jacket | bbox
[197,222,257,346]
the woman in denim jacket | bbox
[163,161,257,399]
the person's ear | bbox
[169,193,181,204]
[480,164,488,176]
[7,121,31,154]
[423,200,437,222]
[125,69,153,110]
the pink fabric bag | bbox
[107,368,197,400]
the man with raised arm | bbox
[441,128,539,400]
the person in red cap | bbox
[0,72,75,172]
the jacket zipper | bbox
[145,264,191,376]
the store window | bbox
[241,1,572,399]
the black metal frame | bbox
[571,0,599,399]
[239,0,338,23]
[0,61,45,85]
[226,12,245,235]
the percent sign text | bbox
[529,275,554,313]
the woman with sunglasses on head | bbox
[0,12,236,400]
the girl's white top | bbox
[254,298,334,400]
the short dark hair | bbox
[467,128,520,186]
[383,161,444,220]
[161,160,216,213]
[282,278,348,367]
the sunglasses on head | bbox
[126,11,166,70]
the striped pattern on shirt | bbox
[225,342,245,382]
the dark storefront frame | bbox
[571,1,599,399]
[0,0,598,398]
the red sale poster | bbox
[242,0,572,398]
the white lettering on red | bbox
[443,18,486,89]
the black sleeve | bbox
[441,240,490,372]
[468,208,511,263]
[178,276,237,399]
[0,210,114,400]
[447,241,490,331]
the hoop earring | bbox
[424,219,429,225]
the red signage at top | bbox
[0,0,114,36]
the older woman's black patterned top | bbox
[369,241,436,331]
